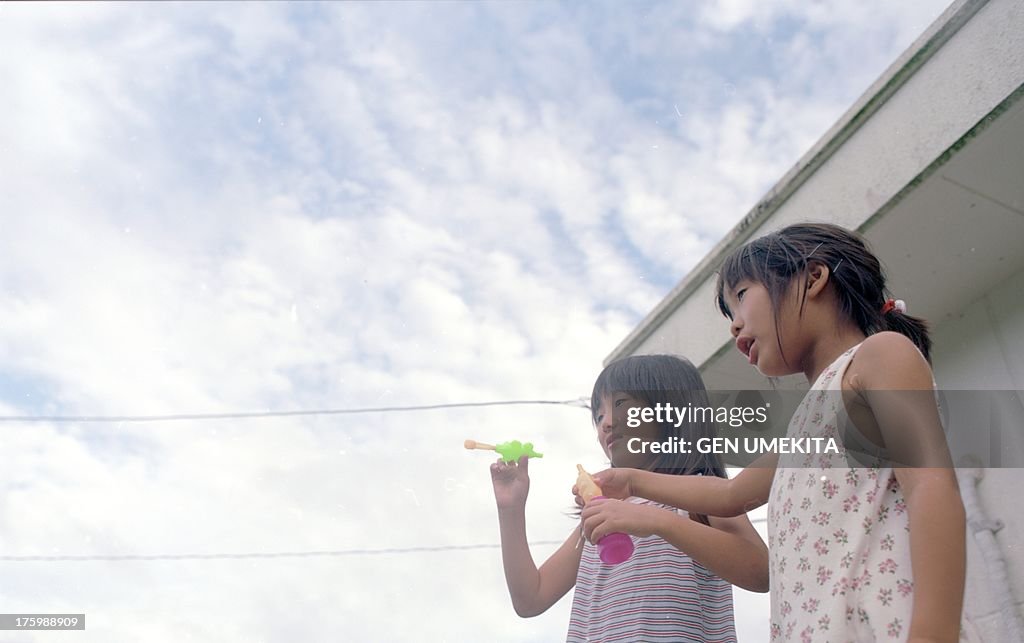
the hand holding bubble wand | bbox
[576,464,634,565]
[464,439,543,463]
[467,441,631,564]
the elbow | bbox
[512,606,544,618]
[510,596,547,618]
[511,601,534,618]
[723,482,749,517]
[736,559,770,593]
[750,569,771,593]
[738,547,771,593]
[736,569,770,593]
[727,503,748,518]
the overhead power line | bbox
[0,541,568,562]
[0,398,591,424]
[1,515,767,563]
[0,518,767,562]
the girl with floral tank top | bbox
[579,224,966,641]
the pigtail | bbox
[882,308,932,363]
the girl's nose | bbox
[730,315,743,338]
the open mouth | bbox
[736,336,753,357]
[736,336,759,365]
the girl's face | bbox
[594,391,662,468]
[725,278,805,377]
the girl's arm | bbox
[492,457,581,617]
[894,468,965,641]
[854,333,966,641]
[579,453,777,517]
[580,500,768,592]
[700,514,770,592]
[497,512,582,617]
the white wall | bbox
[933,266,1024,641]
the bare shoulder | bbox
[849,331,933,390]
[859,331,922,360]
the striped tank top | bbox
[566,497,737,642]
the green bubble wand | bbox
[464,439,543,463]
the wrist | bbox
[496,502,527,518]
[648,505,674,539]
[630,468,649,498]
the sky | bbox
[0,1,951,641]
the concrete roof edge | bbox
[604,0,988,366]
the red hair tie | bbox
[882,299,906,314]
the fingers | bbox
[582,512,606,543]
[490,456,530,482]
[490,458,508,476]
[580,500,612,541]
[592,468,633,499]
[490,458,514,478]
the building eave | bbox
[605,0,988,366]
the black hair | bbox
[714,222,931,362]
[590,354,727,479]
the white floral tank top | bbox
[768,344,915,641]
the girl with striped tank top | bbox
[580,224,966,641]
[490,354,768,642]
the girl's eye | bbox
[614,398,627,407]
[736,288,747,302]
